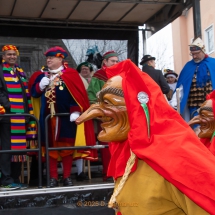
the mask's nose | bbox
[188,115,201,126]
[75,103,103,125]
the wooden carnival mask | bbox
[76,75,130,142]
[188,100,215,138]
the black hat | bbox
[163,69,178,78]
[140,55,156,65]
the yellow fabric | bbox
[31,97,41,120]
[73,123,88,159]
[11,118,25,123]
[9,98,23,102]
[4,77,18,81]
[114,160,209,215]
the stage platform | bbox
[0,163,115,215]
[0,180,114,214]
[0,205,115,215]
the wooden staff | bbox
[176,88,180,114]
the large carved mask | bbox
[76,75,130,142]
[188,100,215,138]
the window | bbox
[205,24,214,54]
[20,57,31,79]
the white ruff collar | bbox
[48,65,64,73]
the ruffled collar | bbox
[48,65,64,73]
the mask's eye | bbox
[103,99,112,105]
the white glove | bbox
[70,112,80,122]
[39,77,50,91]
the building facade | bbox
[0,37,76,80]
[172,0,215,74]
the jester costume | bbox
[104,60,215,214]
[194,91,215,155]
[29,47,97,183]
[0,45,35,186]
[176,55,215,121]
[29,66,97,159]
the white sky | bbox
[139,23,174,71]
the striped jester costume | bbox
[1,59,36,161]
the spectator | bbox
[75,61,94,181]
[87,50,118,181]
[140,55,170,94]
[163,69,178,102]
[77,61,94,89]
[87,50,119,104]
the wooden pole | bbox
[176,88,180,114]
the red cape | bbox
[106,60,215,214]
[28,67,98,160]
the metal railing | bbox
[45,113,109,188]
[0,113,42,188]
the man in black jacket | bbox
[0,45,33,190]
[140,55,170,94]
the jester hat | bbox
[103,50,118,59]
[2,45,19,56]
[105,59,215,214]
[44,46,68,59]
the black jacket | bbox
[142,65,170,94]
[0,65,10,111]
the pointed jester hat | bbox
[105,59,215,214]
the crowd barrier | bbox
[0,113,43,188]
[0,113,109,188]
[44,113,109,188]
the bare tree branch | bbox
[63,39,127,66]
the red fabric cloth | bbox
[62,155,73,178]
[106,59,215,214]
[92,66,108,82]
[200,90,215,155]
[28,71,42,96]
[100,141,111,175]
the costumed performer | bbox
[29,46,97,187]
[188,90,215,155]
[171,38,215,127]
[0,45,36,190]
[76,59,215,215]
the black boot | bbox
[63,177,73,186]
[76,172,87,181]
[50,178,58,188]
